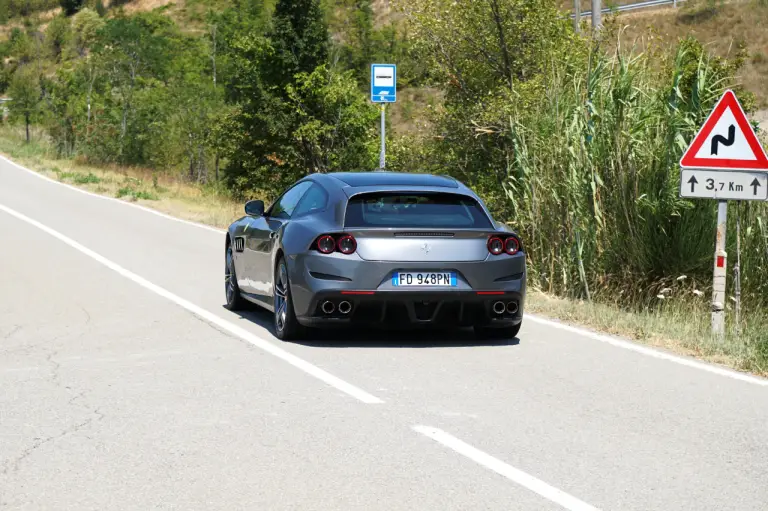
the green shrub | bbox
[73,172,100,184]
[134,190,159,200]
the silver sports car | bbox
[224,171,526,340]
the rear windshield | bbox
[344,192,493,228]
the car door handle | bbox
[269,232,277,239]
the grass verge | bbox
[527,291,767,377]
[0,126,242,229]
[1,124,765,378]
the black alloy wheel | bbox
[273,258,301,340]
[224,245,245,310]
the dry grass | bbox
[388,87,443,135]
[0,6,62,38]
[614,0,768,106]
[0,125,242,229]
[117,0,179,13]
[526,290,768,377]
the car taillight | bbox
[337,235,357,255]
[314,234,357,255]
[488,235,522,256]
[316,235,335,254]
[504,237,520,255]
[487,237,504,255]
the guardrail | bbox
[571,0,686,18]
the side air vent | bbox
[393,232,455,238]
[233,237,245,252]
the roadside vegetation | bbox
[1,0,767,375]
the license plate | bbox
[393,272,456,287]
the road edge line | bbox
[0,201,384,405]
[526,314,768,387]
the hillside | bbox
[616,0,768,107]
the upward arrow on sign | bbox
[679,90,768,171]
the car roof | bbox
[325,171,460,189]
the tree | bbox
[395,0,575,101]
[285,65,378,173]
[221,0,338,197]
[91,12,176,163]
[0,0,9,24]
[60,0,84,16]
[8,66,42,143]
[266,0,329,87]
[71,8,103,56]
[46,15,72,60]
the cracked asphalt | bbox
[1,158,768,510]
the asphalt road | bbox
[1,157,767,511]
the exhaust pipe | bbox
[492,301,506,315]
[321,301,335,314]
[338,301,352,315]
[506,301,519,315]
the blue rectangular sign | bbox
[371,64,396,103]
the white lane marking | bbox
[413,425,600,511]
[6,155,765,389]
[0,155,226,235]
[526,314,768,387]
[0,202,383,405]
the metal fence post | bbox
[574,0,581,32]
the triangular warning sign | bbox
[680,89,768,171]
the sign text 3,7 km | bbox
[680,169,767,201]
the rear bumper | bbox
[288,251,526,328]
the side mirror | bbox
[245,200,264,217]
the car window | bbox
[292,184,328,218]
[344,192,493,228]
[268,182,312,219]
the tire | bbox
[273,257,303,341]
[474,321,522,340]
[224,245,246,311]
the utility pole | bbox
[712,201,728,339]
[573,0,581,33]
[591,0,601,30]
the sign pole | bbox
[379,104,386,169]
[678,89,768,339]
[370,63,396,170]
[711,200,728,339]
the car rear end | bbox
[290,188,525,330]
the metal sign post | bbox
[712,201,728,336]
[679,89,768,339]
[379,104,386,169]
[370,64,396,170]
